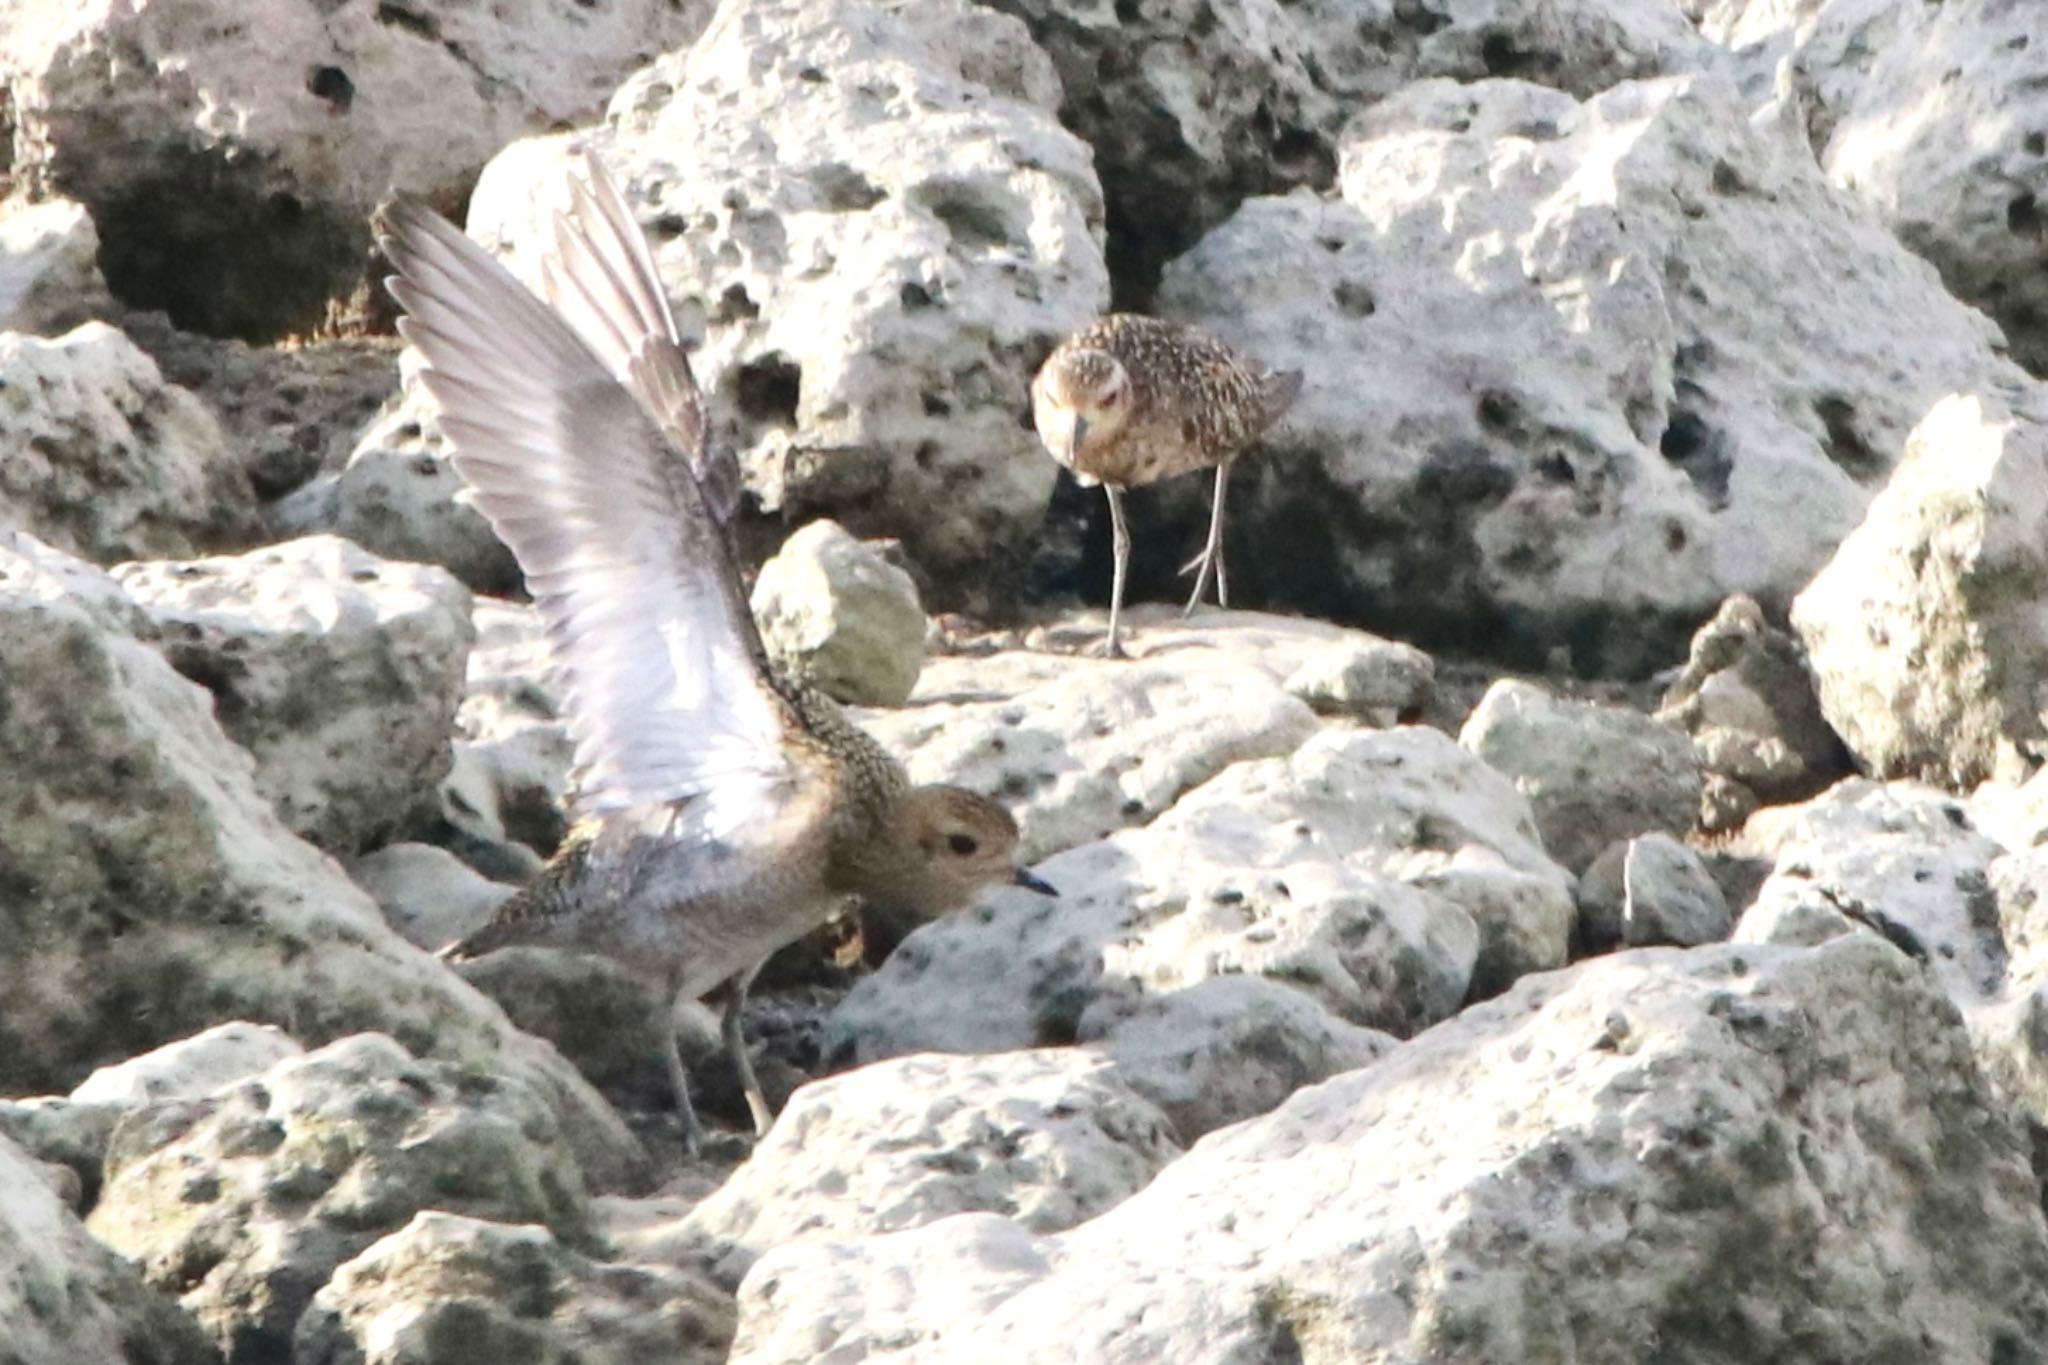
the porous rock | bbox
[735,938,2048,1362]
[69,1021,304,1108]
[751,519,928,707]
[465,0,1109,599]
[115,534,474,854]
[346,842,517,952]
[89,1033,593,1364]
[0,195,114,333]
[1577,833,1732,950]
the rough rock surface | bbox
[69,1021,304,1108]
[295,1211,735,1365]
[115,535,474,854]
[1577,833,1732,950]
[735,938,2048,1362]
[829,727,1566,1073]
[1690,0,1929,151]
[0,322,256,562]
[751,519,928,707]
[0,1130,214,1365]
[90,1034,594,1364]
[0,196,113,333]
[650,1051,1180,1285]
[1823,0,2048,373]
[465,0,1109,598]
[1460,678,1702,874]
[0,537,641,1187]
[1794,388,2048,788]
[3,0,709,339]
[348,842,517,953]
[1157,73,2023,672]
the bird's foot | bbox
[1085,633,1129,660]
[1179,547,1222,617]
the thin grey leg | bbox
[661,988,707,1156]
[1103,484,1130,658]
[1182,460,1231,615]
[721,963,774,1136]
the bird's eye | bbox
[947,833,980,857]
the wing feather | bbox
[378,191,801,834]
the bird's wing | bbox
[540,151,746,532]
[379,193,804,838]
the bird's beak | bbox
[1013,867,1058,896]
[1066,415,1089,463]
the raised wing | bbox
[540,151,746,533]
[379,193,800,836]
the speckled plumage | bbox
[1033,314,1302,655]
[379,151,1049,1146]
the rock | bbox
[1691,0,1928,151]
[1793,389,2048,788]
[1077,975,1394,1141]
[645,1050,1180,1286]
[1824,0,2048,373]
[0,1130,215,1365]
[1156,74,2023,673]
[0,537,643,1189]
[453,949,684,1113]
[69,1021,304,1107]
[0,322,256,562]
[3,0,708,339]
[1460,679,1702,874]
[0,528,156,635]
[990,0,1704,303]
[1280,635,1435,724]
[733,938,2048,1362]
[465,0,1108,599]
[0,196,114,333]
[295,1210,735,1365]
[347,842,516,952]
[828,728,1564,1071]
[750,519,928,707]
[1735,780,2006,1007]
[274,385,522,595]
[451,596,577,857]
[1577,833,1732,950]
[115,534,474,853]
[90,1034,595,1364]
[1656,593,1846,829]
[0,1097,124,1209]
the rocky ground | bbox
[8,0,2048,1361]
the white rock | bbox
[0,538,642,1189]
[1691,0,1929,150]
[641,1050,1179,1285]
[1280,634,1435,723]
[69,1022,303,1107]
[1793,389,2048,788]
[1157,74,2022,672]
[1460,679,1701,874]
[0,197,113,334]
[115,535,475,854]
[1578,833,1732,949]
[751,519,927,707]
[735,938,2048,1362]
[2,0,708,338]
[347,842,516,952]
[1824,0,2048,371]
[466,0,1108,594]
[0,1132,213,1365]
[0,323,255,562]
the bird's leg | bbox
[720,963,774,1136]
[1099,485,1131,659]
[1181,460,1232,616]
[661,985,708,1157]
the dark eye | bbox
[947,833,980,857]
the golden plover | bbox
[379,153,1054,1146]
[1032,315,1302,657]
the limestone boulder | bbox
[1793,389,2048,788]
[465,0,1109,600]
[69,1021,304,1108]
[295,1211,734,1365]
[0,322,256,562]
[0,537,642,1188]
[0,196,114,333]
[1688,0,1929,151]
[735,938,2048,1362]
[0,1131,214,1365]
[2,0,708,339]
[90,1034,594,1364]
[115,535,474,854]
[1460,679,1701,874]
[1157,74,2023,673]
[0,1097,123,1208]
[751,519,928,707]
[348,842,517,953]
[1576,833,1732,950]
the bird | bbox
[1031,315,1302,657]
[377,151,1056,1149]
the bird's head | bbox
[862,784,1056,925]
[1032,346,1132,466]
